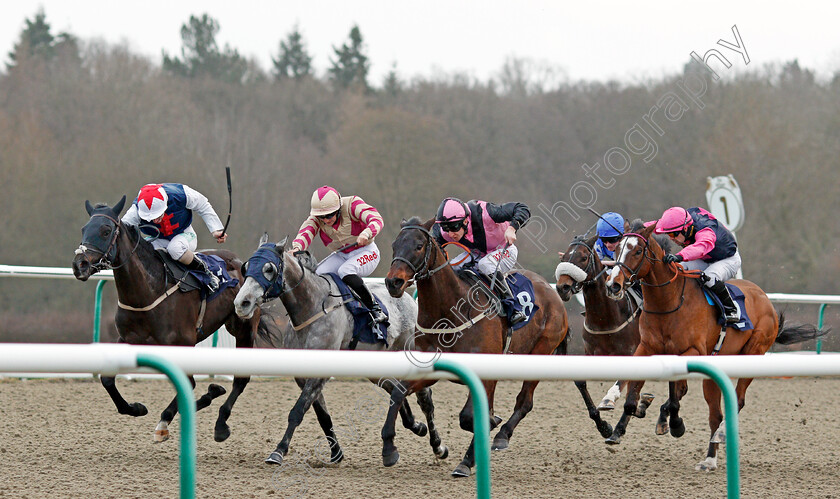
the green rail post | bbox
[686,360,739,499]
[136,353,196,499]
[817,304,827,354]
[434,359,490,499]
[92,280,107,343]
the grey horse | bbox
[234,234,447,465]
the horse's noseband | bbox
[78,213,122,270]
[391,225,449,282]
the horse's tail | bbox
[775,311,830,345]
[256,309,286,348]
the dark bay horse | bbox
[554,234,653,437]
[604,221,827,471]
[233,234,429,466]
[72,196,268,442]
[384,218,570,477]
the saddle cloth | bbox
[703,282,754,331]
[458,270,539,331]
[326,273,389,347]
[156,250,238,301]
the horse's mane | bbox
[628,218,675,255]
[294,250,319,273]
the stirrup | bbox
[723,310,740,325]
[509,310,526,325]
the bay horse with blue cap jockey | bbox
[555,211,654,437]
[603,216,827,471]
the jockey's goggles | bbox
[600,235,621,244]
[316,210,340,220]
[439,220,466,232]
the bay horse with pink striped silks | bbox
[603,220,827,471]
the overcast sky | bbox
[3,1,840,84]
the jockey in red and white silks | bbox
[433,197,531,324]
[122,183,226,289]
[291,185,388,323]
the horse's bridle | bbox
[75,213,128,271]
[243,246,307,302]
[562,238,609,294]
[391,225,450,285]
[612,232,691,315]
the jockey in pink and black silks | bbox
[654,206,741,324]
[433,197,531,324]
[121,183,227,290]
[291,185,388,324]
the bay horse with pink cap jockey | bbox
[384,197,571,478]
[603,216,827,472]
[290,185,388,324]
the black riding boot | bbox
[187,256,219,292]
[493,271,526,325]
[707,279,739,324]
[342,274,388,324]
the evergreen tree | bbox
[272,26,313,81]
[328,25,369,91]
[382,62,402,97]
[7,9,79,70]
[162,14,248,83]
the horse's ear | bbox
[259,232,270,248]
[277,236,289,251]
[423,217,435,230]
[113,195,127,216]
[85,200,94,215]
[623,219,630,232]
[400,218,408,228]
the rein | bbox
[613,232,703,315]
[75,214,140,271]
[394,225,496,337]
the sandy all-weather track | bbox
[0,375,838,498]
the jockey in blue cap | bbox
[594,212,625,261]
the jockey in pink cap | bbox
[655,206,741,324]
[121,183,227,291]
[291,186,387,324]
[433,197,530,325]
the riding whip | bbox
[587,207,623,236]
[221,166,232,238]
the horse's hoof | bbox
[154,421,169,443]
[655,422,669,435]
[695,458,717,472]
[492,415,503,426]
[207,384,227,398]
[597,400,615,411]
[265,452,284,465]
[670,419,686,438]
[605,434,621,445]
[597,422,614,439]
[383,450,400,467]
[330,447,344,464]
[434,445,449,459]
[412,422,428,437]
[451,463,471,477]
[125,402,148,417]
[214,424,231,442]
[640,393,655,406]
[491,436,509,450]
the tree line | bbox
[1,10,838,344]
